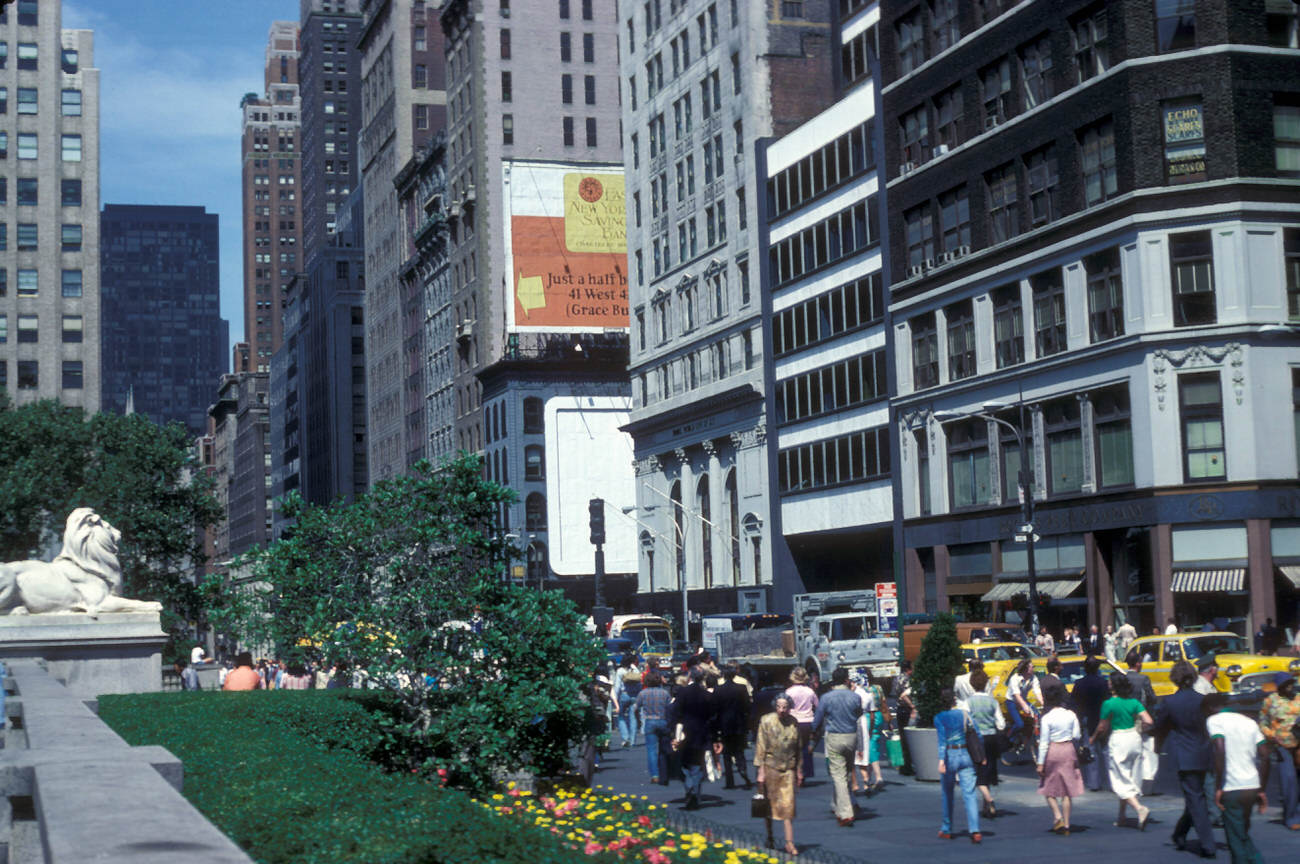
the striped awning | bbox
[1277,565,1300,589]
[1170,568,1245,593]
[981,578,1084,602]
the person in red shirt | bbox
[222,652,263,691]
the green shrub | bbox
[99,691,590,864]
[911,611,965,727]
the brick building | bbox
[881,0,1300,633]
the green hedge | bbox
[99,691,590,864]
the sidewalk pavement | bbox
[592,731,1298,864]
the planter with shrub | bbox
[903,611,965,782]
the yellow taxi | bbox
[961,641,1044,664]
[1125,631,1300,698]
[986,654,1124,705]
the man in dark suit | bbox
[1082,625,1103,656]
[667,666,717,809]
[1154,660,1216,858]
[713,664,752,788]
[1073,655,1110,790]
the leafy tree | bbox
[0,398,221,645]
[205,454,603,790]
[911,611,965,726]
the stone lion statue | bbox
[0,508,162,616]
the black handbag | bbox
[1075,741,1095,765]
[751,782,770,819]
[963,715,987,764]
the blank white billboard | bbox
[544,395,636,576]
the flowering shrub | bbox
[482,783,781,864]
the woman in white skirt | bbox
[1089,672,1153,829]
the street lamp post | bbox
[619,503,687,637]
[934,404,1040,636]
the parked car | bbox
[1125,631,1300,698]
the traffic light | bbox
[589,497,605,545]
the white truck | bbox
[717,590,899,687]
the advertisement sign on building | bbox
[503,161,629,333]
[1163,102,1206,183]
[875,582,898,633]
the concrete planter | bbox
[903,726,941,782]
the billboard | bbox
[503,161,629,333]
[543,395,637,576]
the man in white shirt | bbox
[954,658,984,710]
[1035,627,1055,653]
[1193,655,1219,696]
[1166,618,1180,635]
[190,644,206,666]
[1116,620,1138,654]
[1205,694,1270,863]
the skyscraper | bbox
[100,204,228,435]
[0,1,100,409]
[359,0,447,482]
[620,0,836,614]
[241,21,302,374]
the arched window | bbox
[726,469,740,585]
[697,474,712,588]
[670,480,684,587]
[525,492,547,530]
[524,444,544,480]
[527,541,548,586]
[523,396,544,433]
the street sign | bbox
[874,581,897,599]
[1013,532,1041,543]
[877,597,899,633]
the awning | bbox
[1170,568,1245,593]
[1277,565,1300,589]
[981,578,1084,602]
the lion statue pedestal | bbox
[0,509,167,699]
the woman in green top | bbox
[1089,672,1153,829]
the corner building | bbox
[0,2,100,409]
[881,0,1300,633]
[622,0,837,614]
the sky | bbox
[64,0,301,356]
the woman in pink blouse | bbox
[785,666,820,782]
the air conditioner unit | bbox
[937,251,954,264]
[955,244,971,257]
[908,264,925,277]
[922,257,936,271]
[456,319,474,340]
[933,144,950,157]
[464,184,476,202]
[985,115,1001,130]
[448,201,462,218]
[900,161,917,174]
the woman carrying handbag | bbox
[755,694,801,856]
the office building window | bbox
[61,224,81,251]
[775,349,887,425]
[17,269,36,296]
[17,87,36,114]
[561,73,573,103]
[17,314,37,343]
[987,162,1019,243]
[62,315,82,343]
[1086,247,1124,341]
[582,0,592,20]
[1094,385,1134,488]
[17,43,36,70]
[562,0,571,19]
[904,203,934,271]
[992,284,1024,368]
[778,427,891,494]
[930,0,960,53]
[18,0,38,25]
[1164,100,1206,183]
[18,133,36,159]
[772,274,883,356]
[1286,228,1300,320]
[17,223,36,249]
[896,10,924,75]
[1268,0,1300,47]
[916,429,931,516]
[899,104,928,166]
[1072,6,1109,81]
[563,116,574,146]
[1044,396,1084,496]
[1080,119,1116,206]
[1020,35,1053,109]
[523,396,544,433]
[946,300,975,381]
[911,312,938,390]
[16,177,36,205]
[997,410,1034,502]
[62,269,82,297]
[0,44,6,70]
[0,315,5,342]
[502,114,514,145]
[1276,98,1300,176]
[0,268,5,296]
[583,33,594,63]
[933,85,963,151]
[62,179,81,206]
[62,361,82,391]
[0,87,6,114]
[980,56,1013,128]
[500,29,511,59]
[585,116,597,146]
[1170,230,1215,326]
[584,74,596,105]
[61,89,81,116]
[61,134,82,162]
[1155,0,1195,53]
[948,420,991,509]
[17,361,36,390]
[1179,373,1225,480]
[413,64,427,87]
[524,445,545,480]
[1032,269,1067,357]
[938,185,970,254]
[414,25,427,50]
[840,25,874,86]
[560,31,571,62]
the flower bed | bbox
[483,783,781,864]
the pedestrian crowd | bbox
[173,649,366,692]
[595,626,1300,862]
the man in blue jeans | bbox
[635,670,672,783]
[667,666,717,810]
[935,686,983,844]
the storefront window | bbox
[1044,397,1083,496]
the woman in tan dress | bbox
[755,694,802,856]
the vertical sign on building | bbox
[875,581,899,633]
[1163,102,1205,184]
